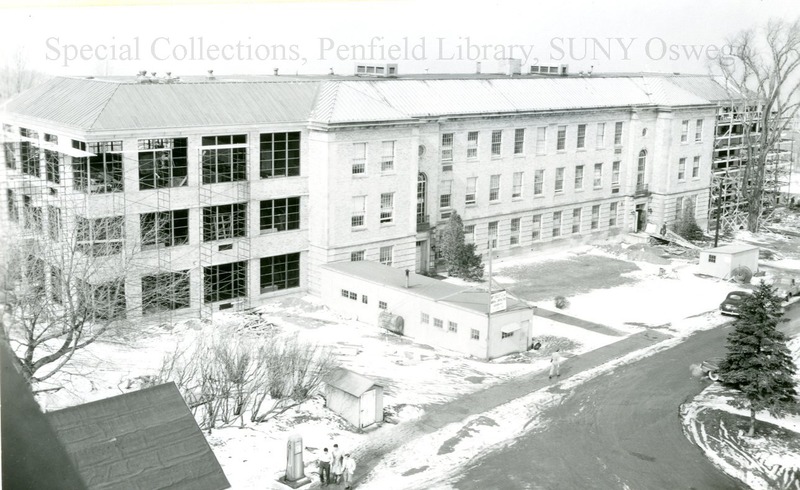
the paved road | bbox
[453,325,746,490]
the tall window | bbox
[379,246,393,266]
[352,142,366,174]
[467,131,479,159]
[4,141,16,170]
[596,123,606,148]
[465,177,477,204]
[440,180,453,209]
[593,163,603,188]
[510,218,521,245]
[678,157,686,181]
[142,271,190,314]
[680,120,689,142]
[380,192,394,223]
[381,141,395,172]
[138,138,188,189]
[576,124,586,149]
[614,122,623,145]
[574,165,584,190]
[552,211,562,237]
[695,119,704,142]
[441,133,454,162]
[76,216,124,256]
[44,134,59,183]
[51,267,63,304]
[260,132,300,178]
[260,197,300,233]
[204,261,247,303]
[512,172,523,198]
[536,127,547,154]
[557,126,567,150]
[202,203,247,241]
[141,209,189,248]
[260,253,301,293]
[6,189,17,222]
[351,250,365,261]
[591,205,600,230]
[534,169,544,195]
[464,224,475,244]
[572,208,582,233]
[20,128,40,177]
[47,206,61,240]
[73,141,124,193]
[637,150,647,187]
[352,196,366,228]
[489,174,500,201]
[491,130,502,157]
[555,167,565,192]
[609,202,618,226]
[532,214,542,240]
[201,135,247,184]
[488,221,498,248]
[612,161,621,187]
[514,128,525,154]
[417,173,427,224]
[692,156,700,178]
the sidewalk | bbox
[534,307,627,336]
[340,328,673,488]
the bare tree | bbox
[713,18,800,232]
[0,47,45,101]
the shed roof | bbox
[325,367,380,397]
[46,383,230,490]
[703,244,760,255]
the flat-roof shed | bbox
[698,244,760,280]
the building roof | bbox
[46,383,230,490]
[322,261,529,314]
[703,244,760,254]
[325,367,381,397]
[3,73,734,132]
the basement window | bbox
[138,138,188,189]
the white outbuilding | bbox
[324,368,384,429]
[697,244,760,280]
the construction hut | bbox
[324,368,384,429]
[46,383,230,490]
[698,244,760,279]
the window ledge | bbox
[351,226,367,232]
[352,174,368,179]
[576,148,587,152]
[465,202,477,207]
[514,154,526,158]
[512,197,524,201]
[488,200,501,205]
[533,194,545,198]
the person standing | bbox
[331,443,343,484]
[549,349,564,379]
[342,453,356,490]
[318,447,332,486]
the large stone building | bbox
[0,70,730,322]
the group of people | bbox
[317,443,356,488]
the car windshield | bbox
[727,293,748,301]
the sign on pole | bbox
[489,290,507,314]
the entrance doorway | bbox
[415,240,428,273]
[635,204,647,232]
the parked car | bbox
[772,276,800,302]
[700,357,723,381]
[719,291,752,316]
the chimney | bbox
[405,269,410,288]
[476,61,482,74]
[328,67,334,75]
[207,69,215,80]
[273,68,279,76]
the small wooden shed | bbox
[698,244,760,279]
[324,368,383,429]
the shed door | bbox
[360,389,376,427]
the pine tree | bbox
[718,282,798,436]
[438,211,484,281]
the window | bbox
[47,206,61,240]
[510,218,521,245]
[142,271,190,315]
[380,193,394,224]
[552,211,562,237]
[572,208,582,234]
[470,329,480,340]
[204,261,247,303]
[381,141,395,172]
[592,163,603,188]
[467,131,479,159]
[30,206,43,233]
[512,172,523,198]
[536,127,547,154]
[349,291,358,301]
[341,289,349,298]
[692,156,700,178]
[73,141,124,193]
[609,202,618,227]
[260,253,301,292]
[464,224,475,244]
[681,120,689,142]
[501,331,515,339]
[260,197,300,233]
[421,312,429,324]
[76,216,124,256]
[362,295,368,304]
[45,134,60,183]
[51,267,63,304]
[260,132,300,178]
[534,169,544,196]
[4,141,16,170]
[532,214,542,240]
[591,205,600,230]
[379,246,393,266]
[465,177,477,205]
[448,321,458,333]
[434,318,443,328]
[83,280,127,321]
[20,128,40,177]
[140,209,189,248]
[488,221,498,248]
[596,123,606,148]
[708,254,716,263]
[555,167,565,192]
[637,150,647,187]
[352,142,366,174]
[574,165,584,190]
[440,180,453,209]
[6,189,17,222]
[138,138,188,189]
[557,126,566,150]
[612,161,621,188]
[678,157,686,181]
[491,130,502,157]
[489,174,500,202]
[379,301,387,310]
[695,119,704,142]
[614,122,623,145]
[417,173,427,225]
[576,124,586,149]
[514,128,525,154]
[351,250,365,261]
[201,135,247,184]
[202,203,247,242]
[441,133,453,162]
[352,196,366,228]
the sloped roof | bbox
[703,244,760,254]
[46,383,230,490]
[326,367,380,397]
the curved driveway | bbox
[453,325,748,490]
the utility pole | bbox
[714,178,723,247]
[487,236,493,360]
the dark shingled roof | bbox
[325,367,381,397]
